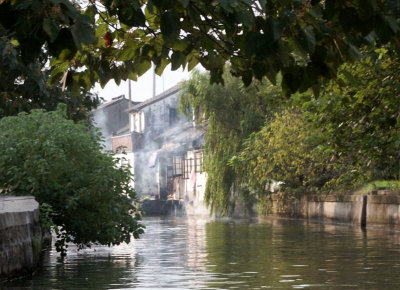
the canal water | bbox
[4,217,400,289]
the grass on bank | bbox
[354,180,400,195]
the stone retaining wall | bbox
[270,194,400,229]
[0,196,43,281]
[366,195,400,227]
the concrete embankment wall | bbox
[0,196,43,281]
[269,193,400,229]
[141,193,400,228]
[366,195,400,227]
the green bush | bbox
[234,109,348,198]
[300,48,400,181]
[0,105,144,256]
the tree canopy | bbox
[0,23,100,120]
[2,0,400,99]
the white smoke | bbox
[92,109,111,151]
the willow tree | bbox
[179,70,284,214]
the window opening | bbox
[172,156,183,176]
[195,151,203,173]
[183,158,194,179]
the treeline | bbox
[180,48,400,215]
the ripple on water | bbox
[4,217,400,289]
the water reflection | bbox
[4,217,400,289]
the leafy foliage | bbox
[234,48,400,203]
[180,69,284,214]
[235,110,348,197]
[0,106,144,256]
[0,29,100,120]
[2,0,400,97]
[302,48,400,183]
[39,202,55,233]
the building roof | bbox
[127,84,180,112]
[93,95,140,111]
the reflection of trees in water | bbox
[205,219,281,288]
[271,220,400,287]
[204,219,400,288]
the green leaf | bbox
[95,23,108,38]
[160,12,180,40]
[49,62,69,85]
[282,66,303,94]
[71,20,96,50]
[48,28,77,60]
[117,44,136,61]
[187,55,198,71]
[134,58,151,76]
[43,17,60,42]
[84,5,96,19]
[170,39,190,51]
[171,51,186,71]
[200,36,216,51]
[117,7,146,27]
[155,58,169,76]
[52,0,81,19]
[299,27,316,55]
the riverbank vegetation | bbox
[0,106,144,256]
[180,47,400,214]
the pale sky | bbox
[94,64,195,102]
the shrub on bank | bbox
[0,105,144,256]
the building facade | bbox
[91,95,137,150]
[112,85,206,205]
